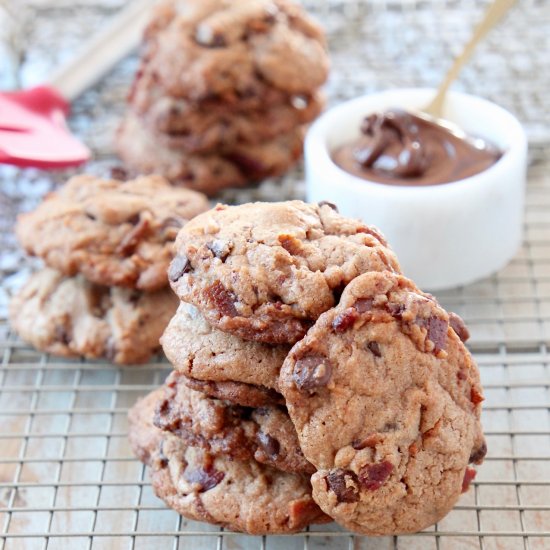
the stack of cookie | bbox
[129,200,486,534]
[116,0,329,196]
[10,174,209,364]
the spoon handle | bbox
[425,0,517,117]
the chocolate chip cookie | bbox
[278,271,486,534]
[162,302,289,392]
[154,372,313,474]
[15,174,209,291]
[131,67,324,153]
[140,0,329,102]
[128,389,330,534]
[116,113,304,195]
[183,377,284,408]
[169,201,400,344]
[9,268,178,364]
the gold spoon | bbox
[416,0,518,148]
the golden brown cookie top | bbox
[141,0,329,101]
[278,270,486,535]
[9,268,178,364]
[16,174,209,291]
[169,201,400,344]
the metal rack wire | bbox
[1,0,549,548]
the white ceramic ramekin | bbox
[305,88,527,290]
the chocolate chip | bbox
[326,469,359,503]
[367,341,381,357]
[332,308,359,332]
[85,212,96,221]
[184,465,225,492]
[416,314,448,353]
[153,391,184,434]
[127,213,140,226]
[293,355,332,392]
[386,302,405,318]
[204,281,238,317]
[158,441,168,468]
[225,152,265,177]
[54,325,70,345]
[257,432,280,459]
[168,254,191,282]
[469,441,487,464]
[461,467,476,493]
[449,312,470,342]
[153,397,171,430]
[358,461,393,491]
[318,201,338,212]
[426,316,448,352]
[207,240,233,262]
[128,291,141,305]
[89,288,109,317]
[354,298,374,313]
[109,166,128,181]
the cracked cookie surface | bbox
[116,113,304,195]
[162,302,289,393]
[139,0,329,102]
[154,372,314,474]
[128,388,330,534]
[9,268,178,364]
[15,174,209,291]
[130,66,324,154]
[278,271,486,534]
[169,201,401,344]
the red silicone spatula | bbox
[0,0,151,170]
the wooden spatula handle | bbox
[49,0,152,101]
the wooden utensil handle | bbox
[49,0,152,101]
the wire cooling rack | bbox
[1,0,550,548]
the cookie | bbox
[116,113,304,196]
[131,67,324,153]
[15,174,209,291]
[278,271,486,535]
[183,376,284,408]
[9,268,178,364]
[129,59,295,119]
[162,302,289,392]
[154,372,314,474]
[140,0,329,102]
[169,201,401,344]
[128,389,330,534]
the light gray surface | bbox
[0,1,549,548]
